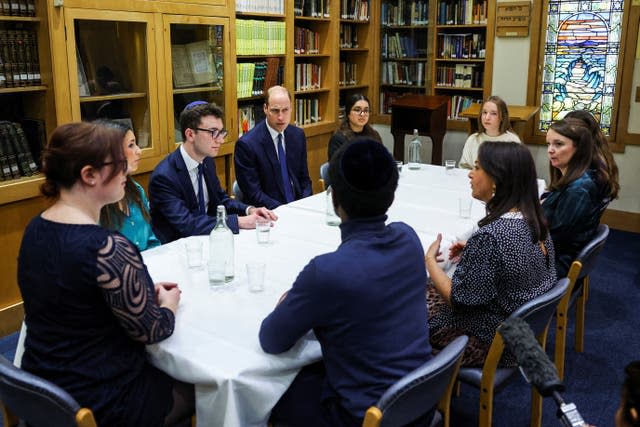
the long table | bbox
[12,164,495,426]
[143,164,490,426]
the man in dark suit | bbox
[234,86,313,209]
[149,101,277,244]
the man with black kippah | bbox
[259,138,433,426]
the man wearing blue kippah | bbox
[259,138,433,426]
[234,86,313,209]
[149,102,277,243]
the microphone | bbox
[499,317,587,427]
[499,316,564,397]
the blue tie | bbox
[197,163,206,214]
[277,134,294,203]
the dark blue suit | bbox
[234,121,312,209]
[149,148,249,243]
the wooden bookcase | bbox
[338,0,374,122]
[432,0,495,130]
[373,0,495,130]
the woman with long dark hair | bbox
[327,93,382,161]
[425,141,556,366]
[99,120,160,251]
[542,117,613,277]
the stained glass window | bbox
[540,0,625,134]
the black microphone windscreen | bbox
[499,317,564,397]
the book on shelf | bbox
[171,40,218,88]
[0,29,41,88]
[0,122,21,179]
[263,57,281,91]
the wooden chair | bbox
[319,162,329,190]
[554,224,609,380]
[362,335,468,427]
[457,278,570,427]
[232,180,245,203]
[0,355,97,427]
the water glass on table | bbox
[256,218,271,244]
[458,196,472,218]
[185,239,203,269]
[445,160,456,175]
[247,262,266,293]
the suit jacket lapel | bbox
[171,149,199,210]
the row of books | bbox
[0,0,34,17]
[437,0,488,25]
[381,61,425,86]
[235,20,286,56]
[340,0,369,20]
[0,120,40,181]
[447,95,481,120]
[435,63,483,88]
[236,0,284,15]
[381,32,427,59]
[0,29,41,88]
[338,61,358,86]
[294,0,330,18]
[236,58,283,98]
[238,103,267,136]
[294,97,321,125]
[295,62,322,91]
[294,26,320,54]
[339,24,359,48]
[437,33,486,59]
[381,0,429,26]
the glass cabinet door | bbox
[163,16,228,147]
[64,9,161,166]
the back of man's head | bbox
[328,138,398,219]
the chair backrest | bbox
[232,180,244,203]
[319,162,330,190]
[0,355,97,427]
[511,278,570,336]
[363,335,468,427]
[570,223,609,283]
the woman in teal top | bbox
[99,121,160,251]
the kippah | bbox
[184,100,208,111]
[340,139,394,192]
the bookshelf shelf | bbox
[340,48,368,53]
[435,58,486,63]
[173,86,223,95]
[294,53,331,58]
[434,86,484,91]
[78,92,148,103]
[295,16,331,22]
[381,84,428,89]
[339,83,368,90]
[0,16,40,22]
[294,87,330,95]
[235,12,285,18]
[435,24,487,29]
[237,54,286,59]
[238,94,267,102]
[0,85,47,94]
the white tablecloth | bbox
[144,164,492,427]
[14,164,538,426]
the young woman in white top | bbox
[458,96,521,169]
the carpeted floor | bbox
[1,229,638,427]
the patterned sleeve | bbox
[450,231,501,307]
[96,233,175,344]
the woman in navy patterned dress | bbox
[17,122,194,426]
[425,141,556,366]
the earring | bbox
[491,185,496,198]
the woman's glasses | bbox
[351,107,370,116]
